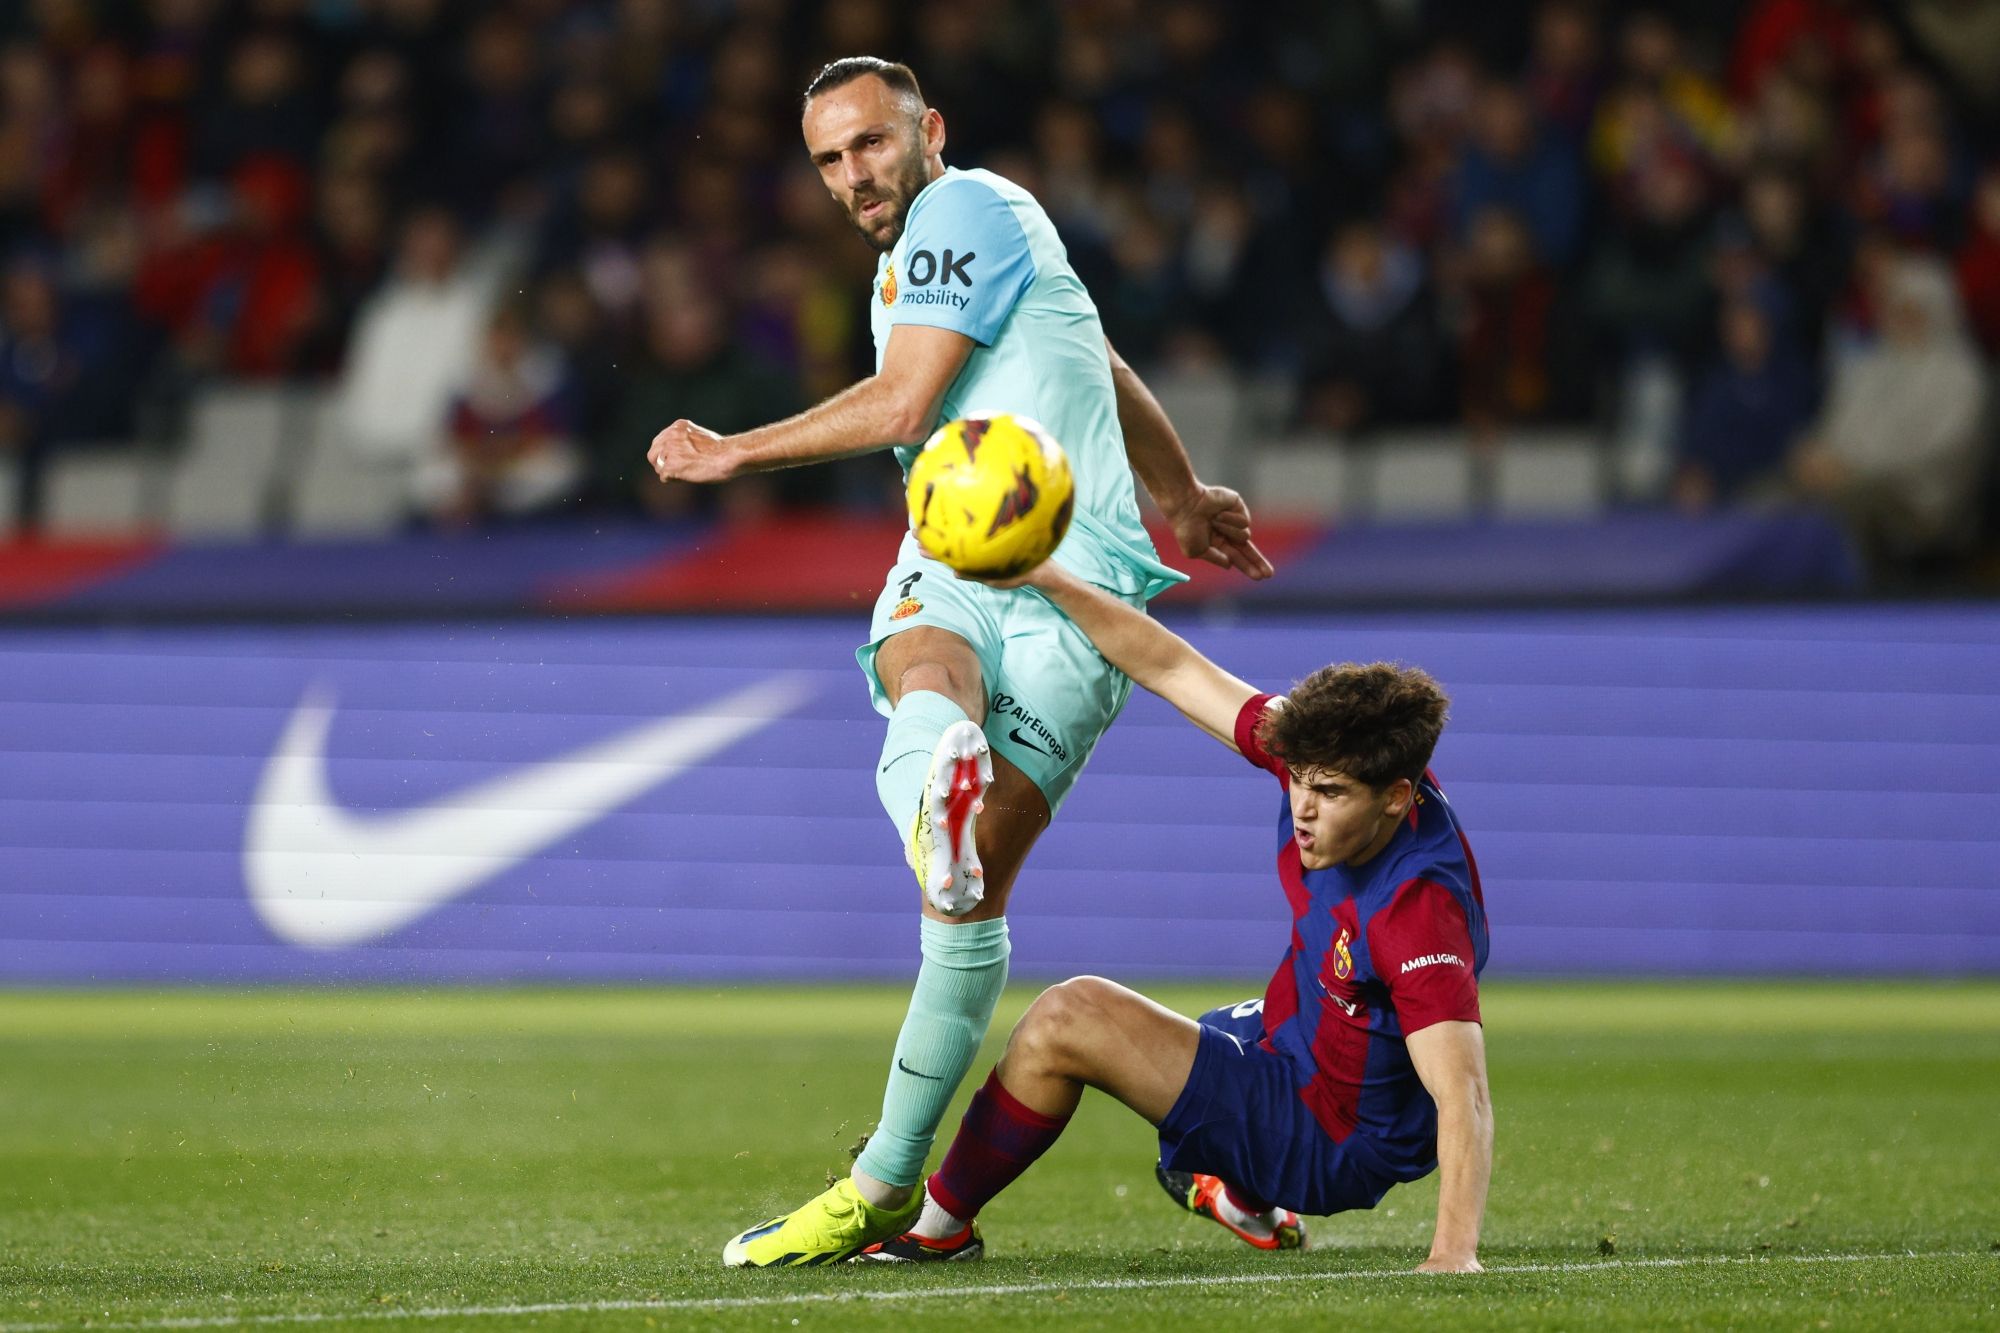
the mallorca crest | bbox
[881,261,898,306]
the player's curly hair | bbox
[1258,662,1450,791]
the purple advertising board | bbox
[2,605,1997,983]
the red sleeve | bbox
[1233,692,1288,779]
[1369,878,1481,1034]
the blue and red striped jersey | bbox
[1233,692,1489,1181]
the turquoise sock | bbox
[854,916,1012,1188]
[875,690,970,827]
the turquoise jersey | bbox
[868,166,1186,601]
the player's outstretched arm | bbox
[1106,339,1274,582]
[1406,1020,1493,1274]
[1016,561,1260,751]
[646,324,973,484]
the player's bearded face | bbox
[840,124,929,251]
[804,81,936,254]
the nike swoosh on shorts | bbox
[1007,727,1051,756]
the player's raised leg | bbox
[858,623,1057,1189]
[876,627,997,916]
[858,976,1198,1260]
[723,625,1052,1268]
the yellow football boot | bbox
[721,1178,921,1268]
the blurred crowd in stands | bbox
[2,0,1999,577]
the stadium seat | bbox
[1248,433,1352,518]
[1149,372,1242,489]
[42,446,160,535]
[164,386,306,538]
[0,463,18,538]
[1607,356,1680,502]
[1360,431,1476,519]
[1493,429,1608,517]
[1235,372,1300,438]
[286,392,411,537]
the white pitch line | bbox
[0,1250,1971,1332]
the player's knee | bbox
[892,659,963,702]
[1009,976,1111,1074]
[880,628,984,714]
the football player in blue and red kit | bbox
[859,559,1492,1272]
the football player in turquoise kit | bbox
[858,560,1493,1272]
[644,56,1272,1266]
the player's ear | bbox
[1382,777,1416,819]
[922,106,946,156]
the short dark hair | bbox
[802,56,926,113]
[1259,663,1450,791]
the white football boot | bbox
[907,720,994,916]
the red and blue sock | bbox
[921,1069,1071,1229]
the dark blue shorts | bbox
[1156,999,1399,1217]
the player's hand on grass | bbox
[1165,483,1274,581]
[1415,1252,1483,1274]
[648,419,735,485]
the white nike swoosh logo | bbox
[242,674,813,949]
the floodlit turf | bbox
[2,983,1996,1331]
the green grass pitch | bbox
[2,982,1996,1331]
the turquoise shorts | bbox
[856,542,1143,815]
